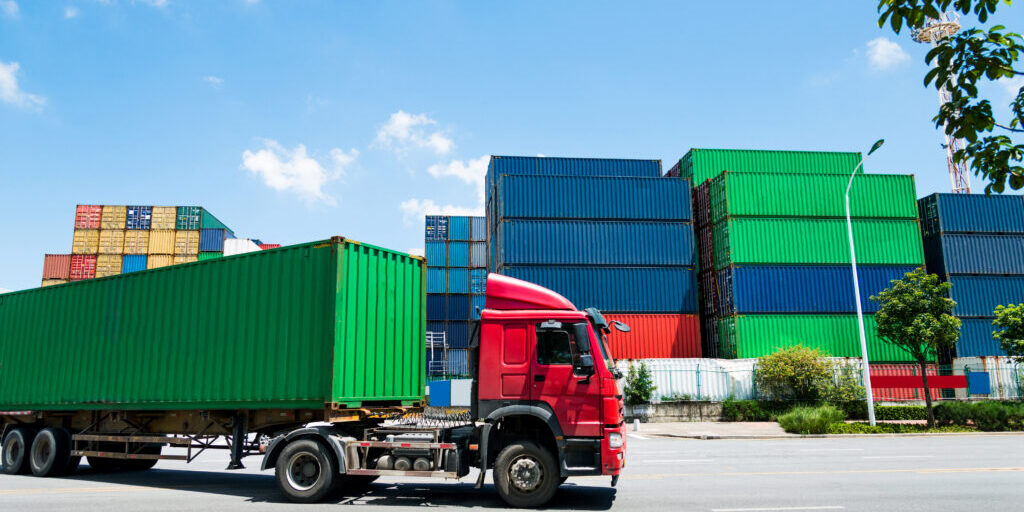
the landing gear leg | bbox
[227,413,248,470]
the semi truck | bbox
[0,237,627,507]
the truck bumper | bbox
[601,425,625,475]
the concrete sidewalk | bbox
[629,421,1024,439]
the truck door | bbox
[530,321,601,437]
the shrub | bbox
[934,401,973,426]
[820,364,867,403]
[755,345,834,401]
[624,362,655,405]
[827,423,975,434]
[875,405,928,421]
[721,399,767,421]
[973,401,1011,431]
[777,405,846,434]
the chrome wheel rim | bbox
[508,455,543,492]
[32,436,51,468]
[3,437,20,466]
[286,452,321,491]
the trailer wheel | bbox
[29,428,72,477]
[275,439,337,503]
[121,446,160,471]
[64,455,82,475]
[86,456,122,472]
[493,440,559,508]
[1,427,35,475]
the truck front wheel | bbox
[493,441,559,508]
[274,439,337,503]
[1,427,35,475]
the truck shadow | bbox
[61,467,616,509]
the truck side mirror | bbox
[571,322,591,355]
[576,354,595,377]
[613,321,630,333]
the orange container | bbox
[42,254,72,279]
[602,313,702,359]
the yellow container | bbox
[174,230,200,255]
[147,255,174,269]
[101,205,127,229]
[72,229,100,254]
[148,230,176,255]
[98,230,125,255]
[151,206,177,230]
[173,255,198,265]
[41,279,67,287]
[95,255,122,278]
[123,230,150,254]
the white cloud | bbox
[998,76,1024,97]
[374,110,454,155]
[866,37,910,71]
[426,154,489,204]
[135,0,169,7]
[1,1,18,18]
[64,6,79,18]
[399,199,483,227]
[407,247,425,257]
[241,139,358,205]
[0,287,11,294]
[0,61,46,110]
[243,0,259,4]
[203,75,224,88]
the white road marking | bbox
[711,507,844,512]
[863,455,935,459]
[641,459,715,463]
[799,448,864,452]
[627,433,649,440]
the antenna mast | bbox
[912,12,972,194]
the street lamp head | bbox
[868,139,885,156]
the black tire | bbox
[559,476,568,486]
[29,428,72,477]
[493,440,560,508]
[121,446,160,471]
[274,439,338,503]
[63,455,82,475]
[1,427,35,475]
[86,456,122,472]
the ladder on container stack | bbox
[426,331,447,376]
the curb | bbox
[644,431,1024,440]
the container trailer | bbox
[0,237,627,507]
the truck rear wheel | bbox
[493,440,559,508]
[86,456,122,472]
[275,439,337,503]
[121,446,161,471]
[1,427,35,475]
[29,428,72,477]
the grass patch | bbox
[828,423,977,434]
[777,405,845,434]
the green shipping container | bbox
[709,171,918,223]
[175,206,202,230]
[198,251,222,261]
[712,217,924,269]
[0,237,426,411]
[718,314,924,362]
[676,148,862,186]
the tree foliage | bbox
[754,345,862,402]
[993,303,1024,362]
[624,361,656,405]
[878,0,1024,192]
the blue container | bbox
[496,175,691,221]
[470,269,487,294]
[488,155,662,180]
[428,380,451,406]
[919,193,1024,237]
[426,215,448,241]
[470,243,486,268]
[125,206,152,230]
[718,265,916,314]
[957,318,1006,357]
[447,241,470,267]
[447,321,471,348]
[924,234,1024,275]
[427,321,445,335]
[447,349,470,375]
[470,217,487,241]
[500,265,697,313]
[199,229,228,252]
[948,276,1024,317]
[427,294,446,321]
[427,268,446,293]
[447,268,469,294]
[449,216,471,241]
[121,254,148,273]
[425,241,447,267]
[496,220,694,266]
[446,294,470,321]
[471,294,487,320]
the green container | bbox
[709,171,918,223]
[712,217,924,269]
[175,206,202,230]
[0,237,426,411]
[198,251,222,261]
[201,208,232,233]
[718,314,923,362]
[676,148,862,186]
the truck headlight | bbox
[608,432,623,449]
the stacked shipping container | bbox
[487,156,701,359]
[425,215,487,376]
[677,149,924,361]
[919,193,1024,357]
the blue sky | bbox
[1,1,1022,292]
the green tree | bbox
[871,268,961,426]
[993,303,1024,363]
[624,361,656,406]
[878,1,1024,192]
[754,345,834,401]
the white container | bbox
[223,238,262,256]
[450,379,473,407]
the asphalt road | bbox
[1,433,1022,511]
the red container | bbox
[75,205,102,229]
[869,364,943,402]
[42,254,72,279]
[259,244,281,250]
[69,254,97,281]
[602,314,701,359]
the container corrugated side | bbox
[957,319,1006,357]
[924,234,1024,275]
[718,314,918,362]
[427,294,445,321]
[447,268,469,294]
[449,217,471,241]
[446,349,470,375]
[488,155,661,183]
[919,193,1024,237]
[72,229,99,254]
[445,322,470,349]
[101,205,127,229]
[197,252,221,261]
[446,294,470,321]
[470,217,487,241]
[172,255,197,265]
[496,220,695,266]
[123,230,150,254]
[200,209,231,233]
[199,229,228,252]
[95,255,122,278]
[425,215,449,241]
[259,244,281,250]
[148,230,176,254]
[98,229,125,255]
[223,239,261,256]
[447,241,469,267]
[425,241,446,267]
[496,175,692,221]
[174,230,200,255]
[42,279,67,287]
[947,276,1024,317]
[470,242,486,268]
[69,254,96,281]
[714,217,924,269]
[0,238,424,410]
[710,172,917,222]
[74,205,101,229]
[121,255,147,273]
[175,206,201,230]
[470,269,487,294]
[679,148,862,185]
[500,266,697,313]
[150,206,177,230]
[427,267,446,293]
[470,295,486,320]
[147,254,173,269]
[601,314,701,358]
[42,254,71,279]
[718,265,917,314]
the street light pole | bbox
[846,139,884,427]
